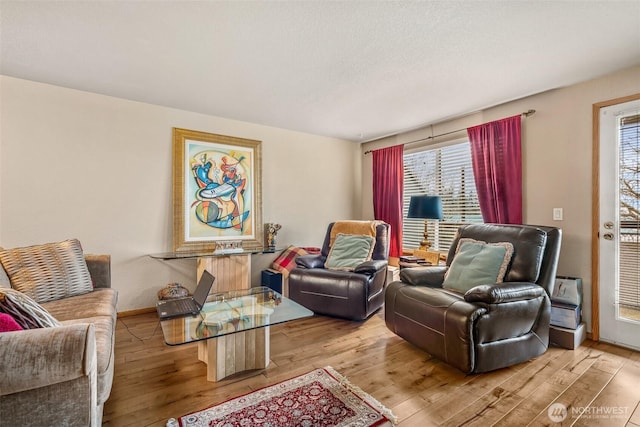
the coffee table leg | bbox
[198,326,270,382]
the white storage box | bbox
[387,266,400,284]
[553,276,583,306]
[550,322,586,349]
[551,302,581,329]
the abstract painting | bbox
[172,128,262,252]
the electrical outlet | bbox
[553,208,563,221]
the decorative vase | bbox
[157,283,190,300]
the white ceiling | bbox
[1,1,639,142]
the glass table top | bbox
[159,286,314,346]
[149,247,283,260]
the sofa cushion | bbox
[41,288,118,322]
[0,288,61,329]
[325,233,375,271]
[0,239,93,303]
[443,239,514,293]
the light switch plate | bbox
[553,208,563,221]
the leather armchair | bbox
[385,224,562,373]
[289,221,390,321]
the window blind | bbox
[403,140,482,252]
[619,113,640,309]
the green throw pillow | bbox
[325,233,375,271]
[443,239,514,293]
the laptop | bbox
[156,270,215,320]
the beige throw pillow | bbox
[0,239,93,303]
[0,264,10,288]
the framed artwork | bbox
[172,128,262,252]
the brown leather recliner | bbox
[289,221,390,321]
[385,223,562,373]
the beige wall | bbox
[4,65,639,319]
[361,65,640,333]
[0,76,360,311]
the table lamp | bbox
[407,195,443,250]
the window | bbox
[403,139,482,252]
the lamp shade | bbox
[407,195,443,220]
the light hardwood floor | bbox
[104,310,640,426]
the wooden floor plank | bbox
[439,346,575,426]
[527,353,625,426]
[572,360,640,426]
[492,346,604,427]
[103,310,640,427]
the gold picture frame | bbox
[172,128,262,252]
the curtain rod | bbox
[364,109,536,154]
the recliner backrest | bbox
[320,222,390,261]
[447,224,561,294]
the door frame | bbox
[591,92,640,341]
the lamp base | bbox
[420,220,432,250]
[419,239,432,251]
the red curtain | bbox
[372,145,404,257]
[467,115,522,224]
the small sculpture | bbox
[265,223,282,249]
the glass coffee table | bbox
[159,286,313,382]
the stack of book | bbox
[399,255,431,266]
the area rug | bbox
[177,366,397,426]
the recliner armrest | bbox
[354,259,387,275]
[464,282,546,304]
[295,254,326,269]
[399,266,447,287]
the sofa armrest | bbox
[0,323,96,396]
[295,254,326,269]
[85,254,111,289]
[399,266,447,287]
[464,282,546,304]
[354,259,388,275]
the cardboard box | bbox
[550,322,586,349]
[387,266,400,284]
[551,302,581,329]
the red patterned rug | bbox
[177,366,397,426]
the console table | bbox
[150,247,282,293]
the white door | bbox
[599,98,640,350]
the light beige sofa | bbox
[0,255,118,426]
